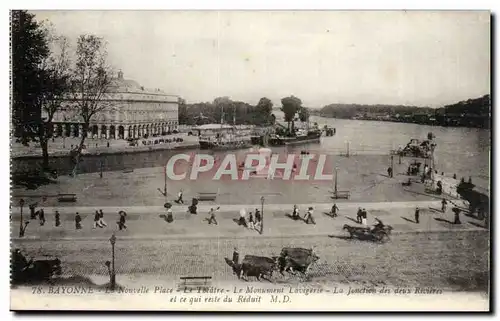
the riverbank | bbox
[10,135,200,159]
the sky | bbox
[31,10,490,108]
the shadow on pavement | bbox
[434,217,455,225]
[401,216,415,224]
[344,216,359,224]
[468,221,487,229]
[285,213,303,222]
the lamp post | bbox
[109,233,116,290]
[260,196,265,235]
[19,199,25,238]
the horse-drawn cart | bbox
[342,224,393,243]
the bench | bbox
[57,194,77,203]
[198,192,217,201]
[178,276,212,290]
[332,191,350,199]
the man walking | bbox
[99,209,108,227]
[177,189,184,204]
[39,209,45,226]
[361,209,368,226]
[207,207,218,225]
[55,211,61,227]
[248,211,255,229]
[441,198,448,213]
[356,208,362,223]
[304,207,316,225]
[239,208,247,227]
[93,211,103,229]
[414,207,420,224]
[117,211,127,230]
[453,207,461,224]
[254,208,262,231]
[292,205,300,220]
[75,212,82,230]
[331,204,339,217]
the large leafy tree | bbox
[69,35,113,176]
[11,10,49,145]
[12,11,71,170]
[256,97,273,125]
[281,95,302,133]
[298,106,310,122]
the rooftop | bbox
[108,70,173,96]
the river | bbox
[12,117,490,191]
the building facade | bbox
[48,71,179,140]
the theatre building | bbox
[48,71,179,140]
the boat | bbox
[196,124,252,150]
[268,128,322,146]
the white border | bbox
[2,1,496,320]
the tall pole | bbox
[164,164,167,198]
[100,159,103,179]
[346,141,350,158]
[19,199,24,238]
[391,155,394,177]
[110,233,116,290]
[260,196,265,235]
[334,167,338,196]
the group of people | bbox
[291,205,316,224]
[356,208,368,225]
[237,208,263,230]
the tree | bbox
[298,107,310,122]
[37,33,71,169]
[11,10,49,145]
[69,35,113,176]
[281,95,302,133]
[256,97,273,125]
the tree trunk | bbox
[40,139,49,171]
[71,122,88,177]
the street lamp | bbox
[260,196,265,235]
[19,199,25,238]
[109,233,116,290]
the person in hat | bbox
[441,198,448,213]
[356,207,363,224]
[207,207,219,225]
[99,209,108,227]
[75,212,82,230]
[93,210,102,229]
[39,209,45,226]
[304,207,316,224]
[238,208,247,227]
[331,203,339,217]
[117,211,127,230]
[361,209,368,226]
[54,210,61,227]
[292,205,300,220]
[414,207,420,224]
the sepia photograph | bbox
[9,10,491,311]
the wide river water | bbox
[13,117,491,191]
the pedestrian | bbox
[453,207,461,224]
[331,203,339,217]
[255,208,261,223]
[75,212,82,230]
[361,209,368,226]
[55,211,60,227]
[177,189,184,204]
[166,207,173,223]
[453,173,457,179]
[248,212,254,229]
[232,247,239,265]
[207,207,218,225]
[292,205,300,220]
[468,176,472,184]
[29,204,37,220]
[356,208,362,223]
[99,209,107,227]
[239,208,247,227]
[39,209,45,226]
[304,207,316,224]
[117,211,127,230]
[441,198,448,213]
[107,141,110,148]
[93,211,102,229]
[414,207,420,224]
[387,167,393,178]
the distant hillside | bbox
[315,95,491,129]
